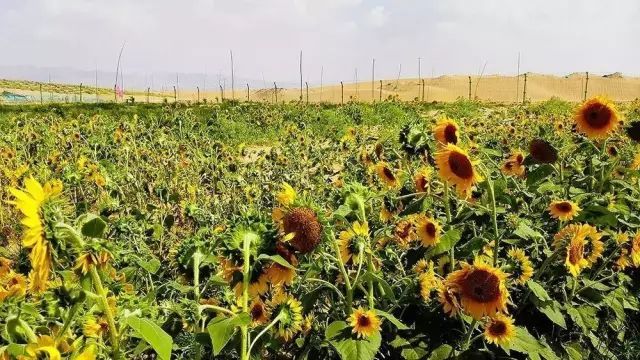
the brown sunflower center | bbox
[283,207,322,254]
[357,314,371,327]
[444,125,458,144]
[395,222,413,240]
[383,167,396,181]
[489,321,507,336]
[516,154,524,163]
[251,304,265,320]
[555,202,573,213]
[585,104,612,129]
[425,222,437,238]
[447,152,474,180]
[462,269,500,303]
[529,139,558,164]
[568,242,584,265]
[415,176,427,191]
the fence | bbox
[2,73,639,105]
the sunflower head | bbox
[416,215,441,247]
[265,242,298,286]
[413,167,432,193]
[626,120,640,143]
[269,292,303,341]
[548,200,581,221]
[282,207,323,254]
[553,224,603,277]
[501,150,525,177]
[338,221,369,264]
[435,144,482,197]
[375,162,399,189]
[506,248,533,285]
[434,117,459,146]
[483,313,516,346]
[575,96,620,139]
[276,182,297,206]
[249,298,270,326]
[418,262,441,301]
[348,308,381,339]
[529,139,558,164]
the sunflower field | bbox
[1,97,640,360]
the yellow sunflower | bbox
[574,96,620,139]
[443,258,509,319]
[83,316,109,338]
[435,144,482,196]
[348,308,381,339]
[375,162,399,189]
[25,335,61,360]
[413,167,432,193]
[553,224,603,277]
[265,243,298,286]
[337,221,369,264]
[501,151,525,177]
[75,344,97,360]
[0,257,12,277]
[249,298,270,326]
[415,215,441,247]
[269,292,303,341]
[631,232,640,267]
[433,117,459,146]
[276,182,297,206]
[8,177,62,293]
[0,271,27,301]
[548,200,581,221]
[393,218,416,249]
[233,272,270,298]
[483,313,516,346]
[506,248,533,285]
[418,261,441,301]
[631,153,640,171]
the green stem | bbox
[480,168,500,267]
[247,313,284,355]
[18,319,38,343]
[56,302,82,342]
[241,234,252,360]
[367,252,375,309]
[443,182,455,272]
[199,305,236,317]
[331,231,353,315]
[90,267,120,359]
[463,319,478,350]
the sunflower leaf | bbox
[374,310,409,330]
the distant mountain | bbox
[0,65,298,91]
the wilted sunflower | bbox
[529,139,558,164]
[626,120,640,142]
[413,167,432,193]
[506,248,533,285]
[443,258,509,319]
[74,251,113,275]
[435,144,482,196]
[265,242,298,286]
[273,207,323,254]
[393,218,416,249]
[415,215,441,247]
[269,292,303,341]
[338,221,369,264]
[433,117,459,145]
[501,151,525,177]
[437,282,462,317]
[348,308,381,339]
[483,313,516,346]
[418,261,441,301]
[0,271,27,301]
[574,96,620,139]
[8,177,63,293]
[374,162,399,189]
[548,200,581,221]
[249,298,270,326]
[553,224,603,277]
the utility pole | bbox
[305,82,309,104]
[79,83,83,103]
[418,57,422,99]
[371,58,376,102]
[299,50,303,101]
[379,80,383,102]
[523,73,528,104]
[230,50,235,100]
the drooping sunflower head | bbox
[501,150,525,177]
[280,207,323,254]
[415,215,441,247]
[548,200,581,221]
[574,96,620,139]
[435,144,481,197]
[506,248,533,285]
[418,262,441,301]
[445,259,509,319]
[413,166,432,193]
[269,292,303,341]
[338,221,369,264]
[433,117,459,146]
[528,139,558,164]
[626,120,640,143]
[264,242,298,286]
[375,162,399,189]
[483,313,515,346]
[438,282,462,317]
[249,298,270,326]
[348,308,381,339]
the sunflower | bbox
[418,261,441,301]
[631,232,640,267]
[273,207,323,254]
[413,259,430,275]
[393,218,416,249]
[75,344,97,360]
[548,200,581,221]
[0,270,27,301]
[337,221,369,264]
[631,153,640,171]
[276,182,297,206]
[574,96,620,139]
[443,258,509,319]
[506,248,533,285]
[25,335,61,360]
[375,162,399,189]
[501,151,525,177]
[433,118,459,146]
[436,256,451,275]
[553,224,603,277]
[379,205,394,223]
[265,242,298,286]
[249,298,270,326]
[348,308,381,339]
[413,167,432,193]
[483,313,516,346]
[435,144,482,196]
[233,271,270,298]
[8,177,62,293]
[83,316,109,338]
[415,215,441,247]
[0,257,11,277]
[74,251,113,275]
[529,139,558,164]
[437,282,462,317]
[626,120,640,142]
[268,292,303,341]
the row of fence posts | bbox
[26,72,595,105]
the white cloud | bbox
[367,5,388,27]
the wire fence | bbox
[2,73,639,105]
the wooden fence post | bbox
[584,72,589,101]
[379,80,383,102]
[305,82,309,104]
[247,83,250,101]
[340,81,344,105]
[79,83,83,103]
[173,86,177,103]
[468,76,472,100]
[523,73,528,104]
[39,84,43,104]
[421,79,425,102]
[197,86,200,103]
[274,82,278,103]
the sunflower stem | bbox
[17,319,38,343]
[241,234,252,360]
[462,319,478,350]
[89,266,120,359]
[331,231,353,315]
[367,252,375,309]
[480,168,500,268]
[247,312,284,356]
[56,301,82,342]
[193,249,203,360]
[443,182,455,272]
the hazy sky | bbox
[1,0,639,84]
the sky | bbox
[1,0,639,88]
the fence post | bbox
[584,72,589,101]
[147,88,150,103]
[247,83,250,101]
[468,76,472,100]
[522,73,528,104]
[39,84,43,104]
[79,83,83,103]
[340,81,344,105]
[219,85,224,101]
[173,86,177,103]
[305,82,309,104]
[274,82,278,103]
[197,86,200,103]
[114,85,117,103]
[421,79,425,102]
[379,80,383,102]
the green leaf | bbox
[514,222,543,240]
[527,280,552,302]
[427,344,454,360]
[257,254,295,269]
[566,305,598,334]
[508,327,559,360]
[527,164,555,187]
[429,228,461,256]
[537,300,566,329]
[374,310,409,330]
[563,342,585,360]
[80,214,107,238]
[588,332,618,360]
[325,321,381,360]
[125,316,173,360]
[360,272,396,301]
[207,313,251,356]
[136,256,161,274]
